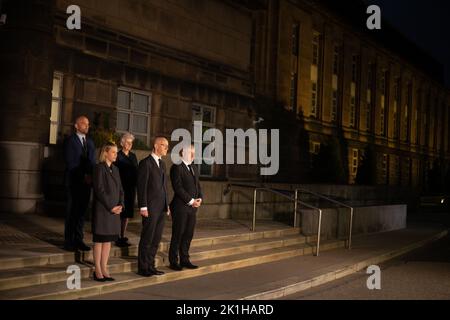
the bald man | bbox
[63,116,96,252]
[136,136,170,277]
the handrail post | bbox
[348,207,353,250]
[252,189,257,231]
[293,189,298,228]
[316,209,322,256]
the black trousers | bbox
[138,210,166,272]
[65,184,91,246]
[169,210,197,265]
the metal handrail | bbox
[295,188,354,250]
[224,183,324,256]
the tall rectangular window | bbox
[380,70,388,136]
[331,89,338,122]
[351,149,359,176]
[382,153,388,184]
[49,73,63,144]
[117,88,151,146]
[332,45,339,76]
[366,64,374,132]
[290,23,299,112]
[291,23,299,56]
[349,55,359,128]
[311,82,318,117]
[192,104,216,177]
[403,82,412,142]
[392,78,400,139]
[331,45,340,123]
[310,31,321,118]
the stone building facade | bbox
[0,0,449,214]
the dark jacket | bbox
[63,133,96,186]
[115,150,138,192]
[92,162,124,236]
[137,155,169,214]
[170,163,203,214]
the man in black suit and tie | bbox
[169,144,203,271]
[136,136,170,277]
[63,115,96,251]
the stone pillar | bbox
[0,0,55,213]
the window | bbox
[351,55,359,83]
[310,141,321,155]
[366,64,374,132]
[311,31,321,118]
[312,32,320,66]
[311,82,318,117]
[290,73,298,111]
[331,89,338,122]
[350,95,356,127]
[403,83,412,142]
[351,149,359,175]
[49,73,63,144]
[393,78,400,139]
[117,88,151,146]
[291,23,300,56]
[192,104,216,177]
[332,46,339,76]
[331,44,340,123]
[380,71,388,136]
[382,153,388,183]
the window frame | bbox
[116,87,152,146]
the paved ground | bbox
[283,210,450,300]
[284,233,450,300]
[86,226,448,300]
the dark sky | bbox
[363,0,450,87]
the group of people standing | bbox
[64,116,203,282]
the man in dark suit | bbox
[169,144,203,271]
[137,136,170,277]
[63,115,96,251]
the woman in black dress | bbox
[115,133,138,247]
[92,142,124,282]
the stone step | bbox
[0,239,346,300]
[0,227,301,271]
[0,233,314,292]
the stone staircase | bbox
[0,226,346,300]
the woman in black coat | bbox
[92,142,124,282]
[115,133,138,247]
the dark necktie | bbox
[188,164,195,177]
[82,137,87,156]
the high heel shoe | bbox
[103,276,115,281]
[93,272,106,282]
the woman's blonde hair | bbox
[99,142,117,163]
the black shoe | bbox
[115,238,131,247]
[149,267,165,275]
[76,242,91,251]
[93,273,106,282]
[169,263,183,271]
[137,270,153,277]
[103,276,115,281]
[180,261,198,269]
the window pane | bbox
[49,123,58,144]
[132,115,148,133]
[118,90,130,109]
[52,77,61,98]
[117,112,130,131]
[203,108,213,123]
[192,106,202,122]
[134,93,149,112]
[134,135,148,145]
[50,100,60,122]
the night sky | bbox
[363,0,450,87]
